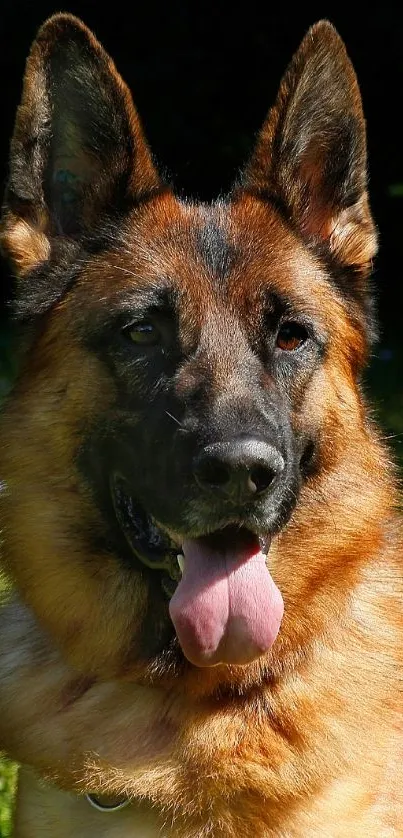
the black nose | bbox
[193,439,284,501]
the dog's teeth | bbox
[177,554,185,575]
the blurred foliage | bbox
[388,183,403,197]
[0,759,17,838]
[366,345,403,468]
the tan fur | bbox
[1,13,403,837]
[0,213,50,275]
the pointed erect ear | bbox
[239,21,377,275]
[1,14,161,276]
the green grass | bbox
[0,329,402,832]
[0,760,17,838]
[366,344,403,467]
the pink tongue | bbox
[169,536,284,667]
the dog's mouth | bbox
[111,473,182,595]
[111,473,284,667]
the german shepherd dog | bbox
[0,13,402,837]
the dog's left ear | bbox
[1,14,161,278]
[239,21,377,275]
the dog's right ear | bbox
[1,14,161,278]
[238,22,377,280]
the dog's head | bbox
[0,16,378,684]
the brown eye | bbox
[124,321,160,346]
[276,322,308,351]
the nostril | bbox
[196,458,230,488]
[194,440,285,500]
[249,464,276,495]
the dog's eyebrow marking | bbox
[100,264,178,308]
[98,282,180,327]
[196,221,235,282]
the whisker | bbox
[165,410,183,428]
[106,264,138,279]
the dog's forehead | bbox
[74,193,343,338]
[104,195,326,308]
[192,216,236,284]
